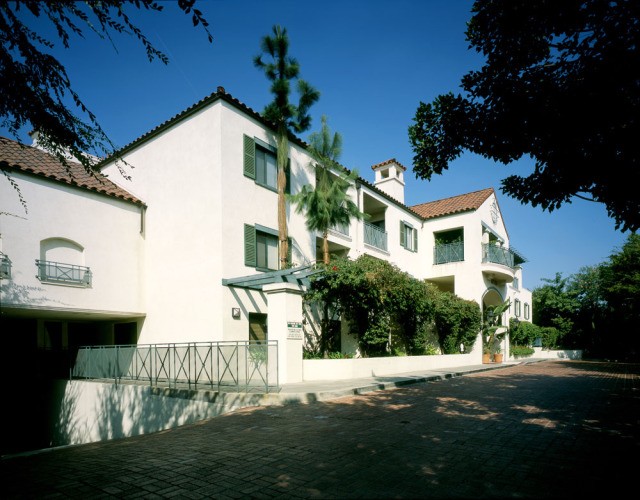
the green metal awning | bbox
[222,265,322,291]
[510,245,528,265]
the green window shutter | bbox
[413,228,418,252]
[244,224,256,267]
[400,222,406,248]
[243,135,256,179]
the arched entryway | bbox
[482,288,504,321]
[481,288,508,363]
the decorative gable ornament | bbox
[490,200,500,225]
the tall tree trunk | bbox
[277,125,289,269]
[323,230,330,265]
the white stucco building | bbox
[0,87,532,372]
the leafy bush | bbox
[509,319,542,346]
[327,351,352,359]
[540,326,561,349]
[303,348,322,360]
[306,255,481,357]
[510,345,535,358]
[432,291,481,354]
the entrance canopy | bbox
[222,265,322,291]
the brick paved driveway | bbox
[2,360,639,499]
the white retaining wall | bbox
[302,352,480,381]
[513,347,583,361]
[46,380,274,448]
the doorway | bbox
[249,313,268,343]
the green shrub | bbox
[303,348,322,359]
[540,326,561,349]
[327,351,352,359]
[306,255,481,357]
[433,291,481,354]
[509,319,541,346]
[510,345,535,358]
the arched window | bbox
[37,238,92,287]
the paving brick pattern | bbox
[2,360,639,499]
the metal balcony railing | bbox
[364,221,387,251]
[434,241,464,264]
[0,252,11,279]
[482,243,517,268]
[71,341,279,393]
[329,222,350,237]
[36,259,92,287]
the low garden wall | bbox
[512,347,583,361]
[302,351,481,381]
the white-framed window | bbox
[524,302,530,320]
[514,299,521,318]
[400,221,418,252]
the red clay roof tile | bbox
[0,136,143,205]
[371,158,407,171]
[410,187,494,219]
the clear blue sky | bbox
[4,0,630,290]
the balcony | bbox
[364,221,387,251]
[481,244,526,284]
[328,222,350,237]
[434,241,464,264]
[36,259,92,287]
[482,244,526,268]
[0,252,11,279]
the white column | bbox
[263,282,304,384]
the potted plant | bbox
[482,344,492,364]
[493,344,503,363]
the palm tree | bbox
[254,25,320,269]
[290,116,364,265]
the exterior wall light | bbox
[232,308,241,319]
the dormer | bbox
[371,158,406,204]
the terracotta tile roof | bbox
[371,158,407,172]
[410,188,494,219]
[0,136,143,205]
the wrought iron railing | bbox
[364,221,387,251]
[434,241,464,264]
[72,341,279,393]
[36,259,92,287]
[482,244,517,268]
[0,252,11,279]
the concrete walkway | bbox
[2,359,639,499]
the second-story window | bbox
[256,230,278,270]
[524,302,530,320]
[400,221,418,252]
[37,238,92,287]
[255,146,277,190]
[514,299,521,318]
[244,223,289,271]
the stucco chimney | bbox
[371,158,406,204]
